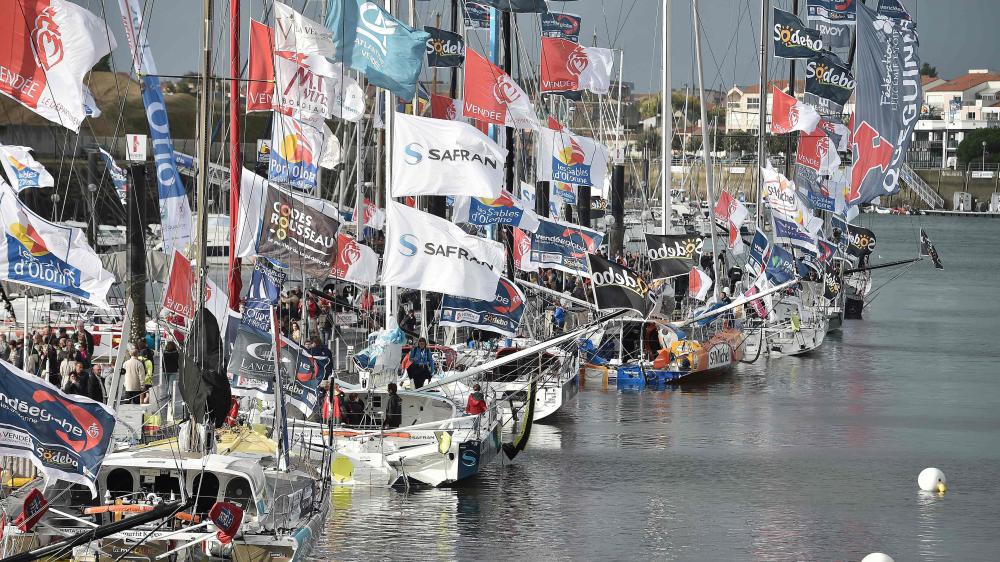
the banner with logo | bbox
[587,253,652,316]
[831,215,850,252]
[464,2,491,29]
[770,86,821,134]
[227,328,326,416]
[765,244,797,284]
[0,0,114,132]
[453,190,540,232]
[269,113,323,192]
[326,0,429,100]
[541,11,582,42]
[0,145,54,191]
[645,233,703,280]
[919,228,943,270]
[540,38,614,95]
[552,181,577,205]
[274,1,335,56]
[240,257,286,336]
[97,147,128,205]
[119,0,193,255]
[477,0,547,12]
[513,227,538,272]
[773,215,818,253]
[247,20,275,112]
[761,165,820,233]
[439,278,526,337]
[163,250,230,332]
[384,201,504,300]
[0,184,114,308]
[816,237,837,264]
[773,7,825,59]
[530,217,604,276]
[796,131,841,175]
[806,52,854,106]
[747,229,771,276]
[0,360,116,496]
[256,184,340,278]
[806,0,855,49]
[807,190,836,212]
[463,48,540,130]
[845,223,877,259]
[536,128,609,187]
[849,3,921,204]
[878,0,911,21]
[431,94,464,121]
[330,233,379,285]
[391,112,506,198]
[424,26,464,67]
[273,53,366,122]
[817,116,851,151]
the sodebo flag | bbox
[587,253,652,317]
[0,0,115,132]
[536,128,609,187]
[391,112,506,199]
[540,37,614,95]
[383,201,504,301]
[0,145,54,191]
[0,183,114,309]
[463,48,540,130]
[770,86,820,134]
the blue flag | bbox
[97,147,128,205]
[765,244,797,285]
[773,215,818,253]
[747,229,771,275]
[0,361,116,496]
[242,258,287,335]
[440,278,526,338]
[478,0,548,12]
[326,0,430,99]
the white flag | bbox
[578,46,614,95]
[504,79,541,131]
[536,128,610,188]
[0,183,114,308]
[273,1,335,57]
[0,0,115,132]
[688,267,713,301]
[391,112,507,198]
[273,54,365,122]
[331,233,378,285]
[761,165,816,233]
[318,120,342,169]
[383,201,504,300]
[0,146,55,191]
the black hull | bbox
[845,296,864,319]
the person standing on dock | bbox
[122,349,145,404]
[383,383,402,429]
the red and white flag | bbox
[355,197,385,230]
[770,86,820,134]
[162,250,229,329]
[796,131,841,175]
[431,94,463,121]
[247,20,275,112]
[0,0,116,132]
[688,267,713,301]
[463,48,539,130]
[714,191,749,250]
[331,233,379,286]
[513,227,539,273]
[540,37,614,95]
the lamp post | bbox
[983,140,988,171]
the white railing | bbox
[899,163,945,209]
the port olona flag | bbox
[588,253,653,317]
[0,0,115,132]
[269,113,324,192]
[383,201,504,301]
[536,128,609,187]
[325,0,429,100]
[540,37,614,95]
[0,145,54,191]
[0,184,114,308]
[0,359,116,496]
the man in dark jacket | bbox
[382,383,402,429]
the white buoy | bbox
[918,467,947,493]
[861,554,894,562]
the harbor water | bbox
[310,214,1000,561]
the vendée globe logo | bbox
[398,234,418,256]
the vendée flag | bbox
[452,190,541,232]
[0,145,54,191]
[849,3,921,204]
[0,360,116,496]
[162,250,229,332]
[463,48,540,130]
[536,128,610,187]
[431,94,464,122]
[439,278,526,338]
[391,112,506,198]
[513,227,539,273]
[383,201,504,301]
[770,86,821,134]
[326,0,429,100]
[796,131,841,175]
[688,267,713,301]
[330,233,379,285]
[540,38,614,95]
[119,0,192,255]
[247,20,275,112]
[0,0,115,132]
[0,183,114,308]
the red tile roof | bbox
[927,72,1000,92]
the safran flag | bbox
[540,37,614,95]
[0,359,116,496]
[0,184,114,308]
[588,253,652,317]
[536,128,610,188]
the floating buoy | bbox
[918,467,947,493]
[861,554,893,562]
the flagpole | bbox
[692,0,720,301]
[270,303,290,471]
[22,292,29,367]
[756,0,770,231]
[660,0,672,235]
[384,0,397,331]
[227,0,242,311]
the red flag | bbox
[770,86,820,134]
[209,502,244,544]
[540,37,581,93]
[688,267,713,301]
[431,94,460,121]
[13,489,48,533]
[163,250,197,318]
[247,20,274,112]
[462,48,508,126]
[796,131,839,173]
[714,191,735,223]
[547,115,565,131]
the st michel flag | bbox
[0,184,114,308]
[0,145,54,191]
[536,128,609,187]
[0,0,115,132]
[540,38,614,95]
[849,2,921,204]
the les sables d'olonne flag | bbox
[536,128,610,188]
[0,145,54,191]
[540,37,614,95]
[0,359,116,497]
[391,112,507,199]
[452,190,541,232]
[849,2,922,205]
[770,85,820,134]
[0,184,114,308]
[0,0,115,132]
[463,48,540,130]
[330,233,379,286]
[383,201,504,301]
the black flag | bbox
[920,228,943,269]
[845,224,877,260]
[424,26,465,68]
[587,253,652,317]
[478,0,547,13]
[645,233,704,280]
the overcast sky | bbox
[91,0,998,95]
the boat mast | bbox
[692,0,720,300]
[227,0,242,310]
[756,0,770,230]
[383,0,396,331]
[660,0,672,234]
